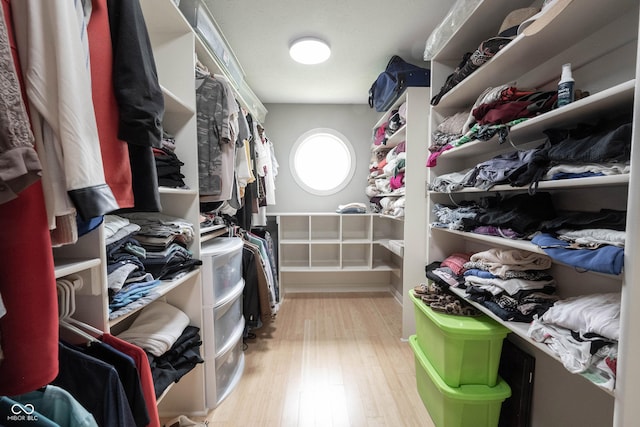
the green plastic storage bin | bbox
[409,335,511,427]
[410,291,509,387]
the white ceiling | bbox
[203,0,454,105]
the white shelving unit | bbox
[275,213,403,293]
[425,1,639,426]
[49,0,267,420]
[369,87,430,338]
[140,0,259,416]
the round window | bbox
[290,129,356,195]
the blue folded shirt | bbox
[531,233,623,275]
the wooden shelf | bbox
[437,80,635,162]
[377,239,404,258]
[447,286,615,397]
[108,269,201,328]
[159,186,198,195]
[373,93,410,128]
[433,0,636,110]
[54,258,101,279]
[200,225,229,243]
[429,174,630,196]
[510,80,635,142]
[372,124,407,153]
[430,227,623,280]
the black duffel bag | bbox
[368,55,431,112]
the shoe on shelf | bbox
[429,299,482,317]
[413,282,445,296]
[420,293,457,305]
[164,415,209,427]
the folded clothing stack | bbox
[336,202,367,214]
[117,301,204,397]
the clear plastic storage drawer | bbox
[214,290,244,353]
[201,237,244,306]
[204,333,245,408]
[203,284,244,358]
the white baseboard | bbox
[390,286,403,305]
[282,284,395,294]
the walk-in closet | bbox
[1,0,639,426]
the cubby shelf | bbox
[276,213,404,292]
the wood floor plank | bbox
[202,292,434,427]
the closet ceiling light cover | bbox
[289,37,331,64]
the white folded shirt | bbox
[117,300,190,356]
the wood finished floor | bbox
[202,292,435,427]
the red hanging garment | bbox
[88,0,134,208]
[0,0,59,395]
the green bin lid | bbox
[410,290,509,337]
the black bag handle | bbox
[386,55,403,70]
[368,81,376,108]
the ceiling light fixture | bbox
[289,37,331,65]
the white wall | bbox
[263,103,379,213]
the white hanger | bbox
[57,276,101,342]
[59,319,97,343]
[66,317,103,337]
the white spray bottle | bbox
[557,63,575,107]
